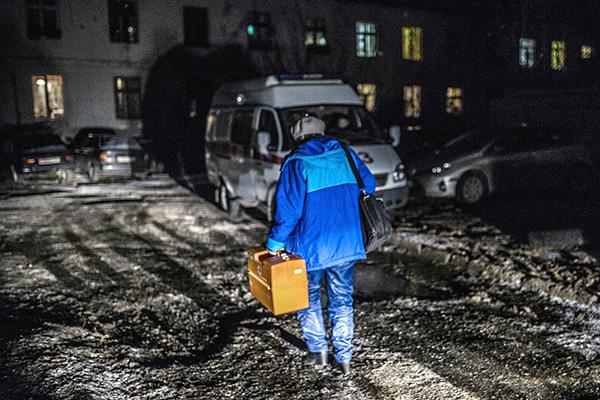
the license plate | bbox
[116,155,133,163]
[38,157,61,165]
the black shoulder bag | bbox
[340,143,394,253]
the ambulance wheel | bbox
[218,180,242,220]
[218,181,230,211]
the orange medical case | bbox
[247,246,308,316]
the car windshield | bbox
[100,135,141,149]
[278,105,384,149]
[16,134,64,149]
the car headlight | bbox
[392,163,406,182]
[431,162,452,174]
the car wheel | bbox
[57,169,74,185]
[456,173,487,204]
[9,164,21,183]
[88,163,99,183]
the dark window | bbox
[246,11,273,50]
[305,18,328,53]
[258,110,279,150]
[108,0,138,43]
[26,0,61,39]
[114,77,141,119]
[230,110,254,147]
[184,7,208,47]
[214,111,232,142]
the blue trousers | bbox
[297,261,355,363]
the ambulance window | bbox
[258,110,279,150]
[215,111,232,142]
[231,110,254,147]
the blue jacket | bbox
[266,136,376,271]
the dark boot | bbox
[338,362,351,375]
[303,351,328,366]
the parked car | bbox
[71,128,148,181]
[205,74,409,219]
[408,127,598,204]
[1,123,75,184]
[70,127,116,148]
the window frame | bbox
[114,76,142,120]
[356,83,377,112]
[550,40,566,71]
[446,87,463,116]
[305,18,329,54]
[108,0,139,44]
[355,21,377,58]
[246,11,273,50]
[403,85,422,118]
[26,0,61,40]
[581,44,594,60]
[402,26,423,61]
[519,38,536,68]
[31,74,64,120]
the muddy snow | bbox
[1,177,599,399]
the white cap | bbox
[290,116,326,141]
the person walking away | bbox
[265,116,376,375]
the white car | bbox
[205,74,408,219]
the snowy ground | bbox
[1,177,600,399]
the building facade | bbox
[0,0,471,139]
[468,0,600,130]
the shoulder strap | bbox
[339,142,365,190]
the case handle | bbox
[253,248,271,262]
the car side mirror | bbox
[389,125,401,147]
[257,131,271,156]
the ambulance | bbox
[205,74,408,219]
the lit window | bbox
[247,11,273,50]
[356,22,377,57]
[403,85,422,118]
[446,87,463,116]
[108,0,138,43]
[519,38,536,68]
[581,45,594,59]
[551,40,566,70]
[402,26,423,61]
[31,75,64,119]
[357,84,377,112]
[26,0,60,39]
[305,18,328,52]
[114,77,141,119]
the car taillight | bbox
[64,154,73,162]
[99,151,108,163]
[25,158,36,165]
